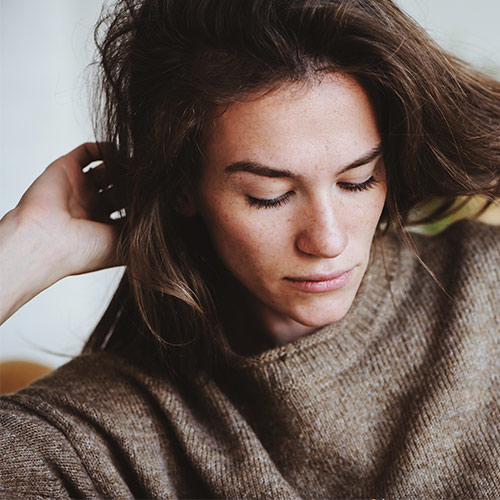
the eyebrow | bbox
[224,144,382,178]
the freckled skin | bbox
[191,73,387,345]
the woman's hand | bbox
[0,143,123,324]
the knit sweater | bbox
[1,220,499,499]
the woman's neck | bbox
[219,276,317,356]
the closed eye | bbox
[338,176,378,192]
[246,176,378,209]
[246,191,293,209]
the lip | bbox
[285,269,353,292]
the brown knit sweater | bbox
[1,220,499,499]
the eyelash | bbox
[338,175,378,193]
[246,176,379,209]
[246,192,292,209]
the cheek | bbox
[202,199,286,277]
[344,185,386,243]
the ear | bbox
[174,185,198,217]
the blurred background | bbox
[1,0,499,370]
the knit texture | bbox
[1,220,499,499]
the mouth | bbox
[284,269,353,293]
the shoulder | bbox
[378,219,498,332]
[433,218,499,251]
[0,349,180,434]
[411,218,499,253]
[0,351,181,497]
[383,218,499,280]
[1,351,163,419]
[412,219,499,278]
[400,219,499,325]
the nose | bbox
[295,197,348,258]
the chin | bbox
[290,297,355,328]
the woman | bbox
[1,0,499,498]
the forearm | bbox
[0,209,66,325]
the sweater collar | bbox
[222,231,403,382]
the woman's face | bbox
[193,73,387,343]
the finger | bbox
[94,142,116,160]
[86,163,112,190]
[97,186,125,220]
[63,143,126,223]
[87,164,126,216]
[81,172,125,223]
[66,142,103,168]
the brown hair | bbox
[84,0,500,377]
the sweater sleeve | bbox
[0,398,100,499]
[0,352,180,499]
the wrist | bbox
[0,208,69,323]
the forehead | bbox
[203,73,380,171]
